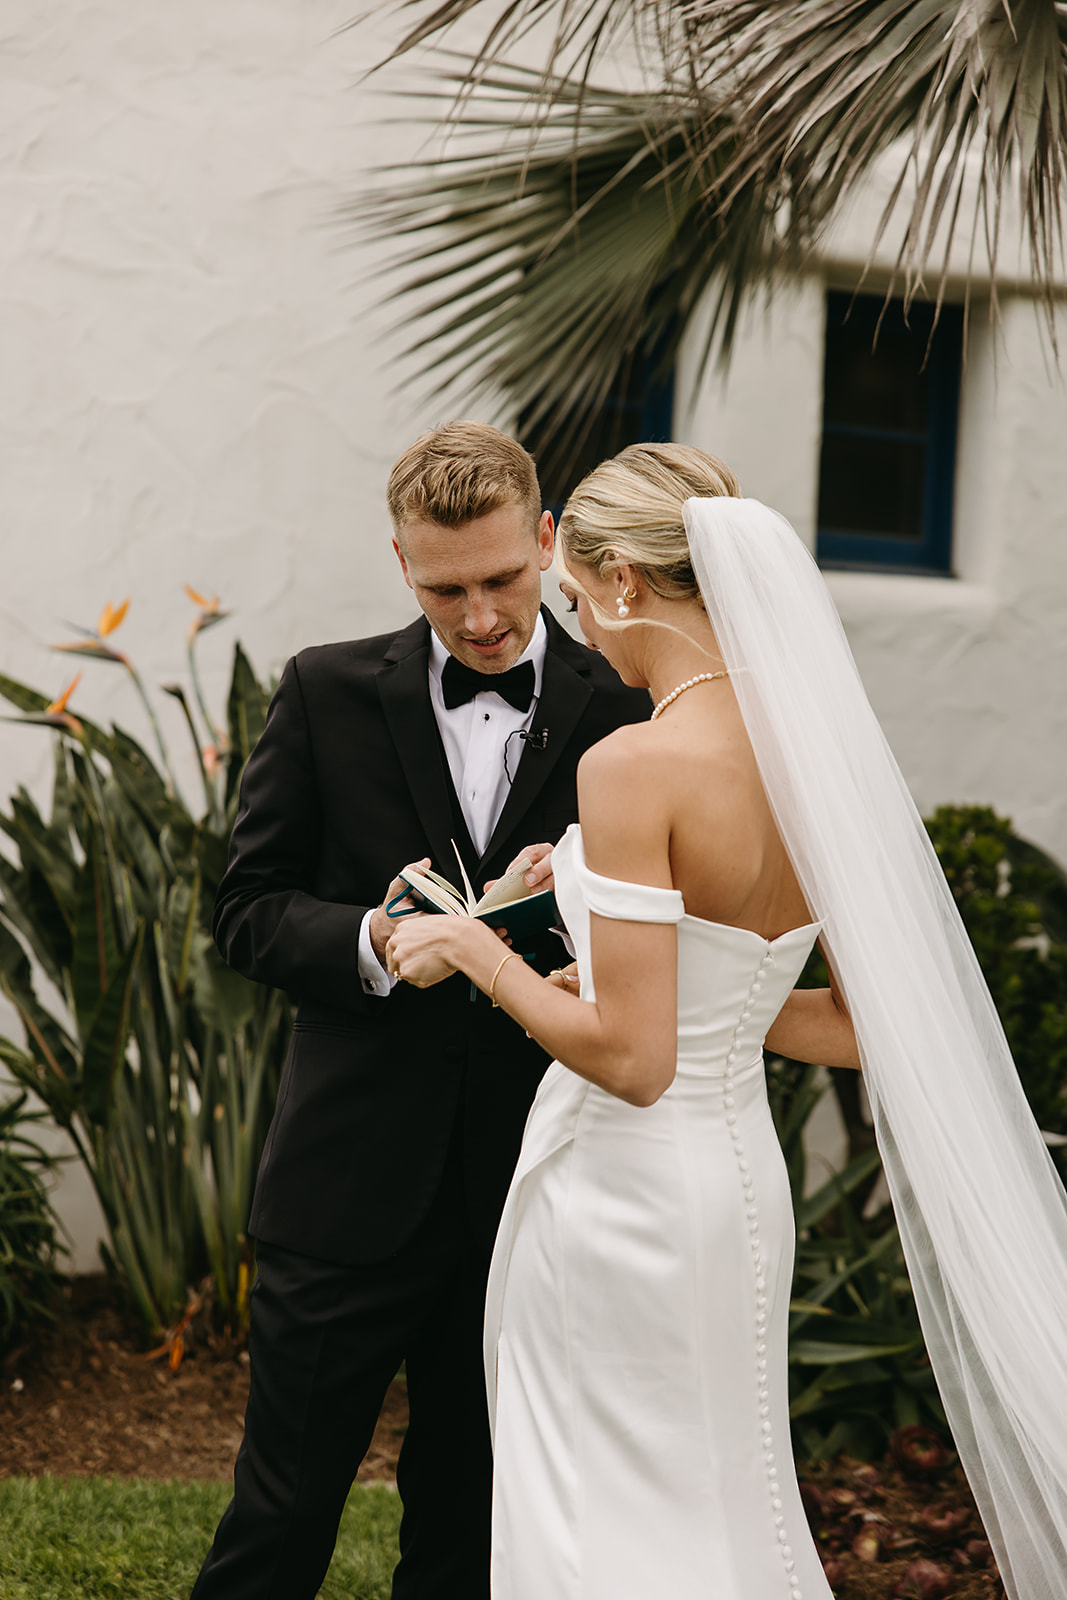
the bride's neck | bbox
[638,605,726,707]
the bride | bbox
[385,444,1067,1600]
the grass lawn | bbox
[0,1477,401,1599]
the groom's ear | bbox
[393,537,414,591]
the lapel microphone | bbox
[504,726,549,785]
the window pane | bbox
[817,293,962,572]
[818,434,925,541]
[823,299,930,432]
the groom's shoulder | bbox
[287,619,427,690]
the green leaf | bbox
[102,777,168,917]
[791,1337,923,1365]
[193,936,257,1035]
[164,875,200,999]
[103,726,181,831]
[0,673,50,715]
[49,741,76,841]
[71,838,122,1035]
[2,787,78,917]
[0,920,32,992]
[82,924,144,1128]
[794,1145,885,1232]
[225,643,269,808]
[181,1102,229,1309]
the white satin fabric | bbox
[484,825,830,1600]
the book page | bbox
[475,856,534,914]
[399,867,467,915]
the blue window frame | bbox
[817,292,963,574]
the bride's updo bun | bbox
[557,443,739,600]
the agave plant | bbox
[0,599,289,1345]
[368,0,1067,480]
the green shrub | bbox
[0,1091,66,1351]
[925,804,1067,1153]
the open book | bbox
[386,842,559,938]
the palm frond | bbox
[683,0,1067,315]
[380,0,649,80]
[353,62,781,485]
[358,4,1067,481]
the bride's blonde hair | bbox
[557,443,739,600]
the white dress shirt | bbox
[358,616,548,996]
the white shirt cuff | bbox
[358,908,397,997]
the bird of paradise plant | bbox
[0,597,288,1352]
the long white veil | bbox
[685,497,1067,1600]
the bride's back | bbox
[647,685,810,942]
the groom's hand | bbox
[482,842,555,897]
[369,859,430,968]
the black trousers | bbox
[190,1155,493,1600]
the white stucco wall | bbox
[2,8,1065,1267]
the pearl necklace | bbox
[650,671,728,721]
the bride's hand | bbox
[385,916,491,990]
[546,961,579,992]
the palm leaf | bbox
[365,3,1067,444]
[684,0,1067,321]
[355,63,777,483]
[380,0,642,86]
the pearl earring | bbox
[616,586,637,619]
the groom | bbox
[191,421,648,1599]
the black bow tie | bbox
[441,655,535,713]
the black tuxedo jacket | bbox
[214,608,649,1266]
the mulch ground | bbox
[0,1276,405,1484]
[0,1278,1005,1599]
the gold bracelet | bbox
[488,951,519,1007]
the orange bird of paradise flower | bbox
[53,598,131,663]
[44,672,82,716]
[97,599,129,637]
[184,584,230,640]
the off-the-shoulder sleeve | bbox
[572,854,685,925]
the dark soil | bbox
[0,1276,406,1484]
[0,1279,1006,1599]
[800,1453,1005,1599]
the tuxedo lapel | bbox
[478,610,596,873]
[377,619,477,877]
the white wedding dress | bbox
[484,824,832,1600]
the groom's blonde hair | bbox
[558,443,738,602]
[388,422,541,544]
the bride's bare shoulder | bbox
[575,725,674,883]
